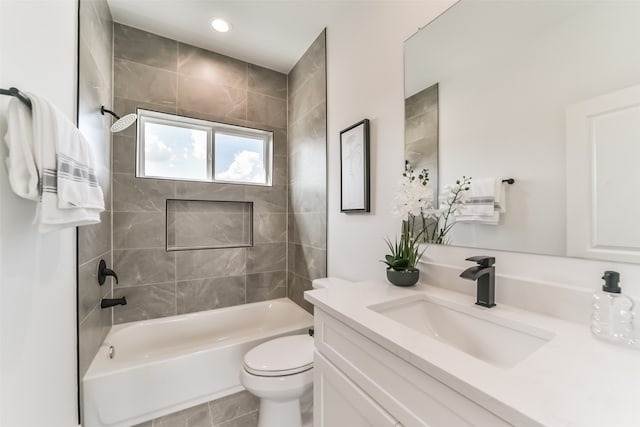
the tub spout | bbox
[101,297,127,309]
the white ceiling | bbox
[106,0,348,73]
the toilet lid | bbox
[243,335,314,377]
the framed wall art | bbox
[340,119,370,212]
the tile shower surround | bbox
[111,23,290,323]
[287,31,328,312]
[77,0,114,385]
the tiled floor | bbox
[133,390,259,427]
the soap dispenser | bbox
[591,271,634,345]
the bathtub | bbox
[82,298,313,427]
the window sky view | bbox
[144,122,266,183]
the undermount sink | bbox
[369,295,554,368]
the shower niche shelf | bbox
[166,199,253,251]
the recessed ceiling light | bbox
[211,18,231,33]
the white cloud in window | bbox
[145,134,173,161]
[191,130,207,160]
[217,150,265,183]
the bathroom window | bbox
[137,109,273,185]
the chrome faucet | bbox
[460,256,496,308]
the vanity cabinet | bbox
[313,309,515,427]
[315,353,402,427]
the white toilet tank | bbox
[311,277,353,289]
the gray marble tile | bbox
[217,411,258,427]
[78,301,111,380]
[246,271,286,303]
[113,248,175,286]
[131,421,153,427]
[247,92,287,129]
[78,255,112,323]
[176,109,248,129]
[178,43,248,89]
[288,58,326,126]
[289,184,326,214]
[287,235,296,273]
[78,210,111,264]
[113,212,165,249]
[79,0,112,85]
[288,146,325,191]
[113,283,176,324]
[175,248,246,281]
[114,23,178,71]
[273,129,287,158]
[245,186,286,213]
[288,102,326,159]
[253,213,286,243]
[175,181,246,201]
[169,199,248,213]
[113,134,135,174]
[248,64,287,100]
[209,391,259,424]
[292,213,326,249]
[113,173,175,212]
[272,155,287,187]
[177,75,246,120]
[153,402,212,427]
[170,212,249,249]
[294,244,326,281]
[246,243,286,274]
[405,83,438,119]
[114,58,177,105]
[288,30,326,97]
[288,273,314,314]
[78,40,111,165]
[176,276,245,314]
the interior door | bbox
[566,84,640,263]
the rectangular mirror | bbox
[405,0,640,263]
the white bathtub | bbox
[82,298,313,427]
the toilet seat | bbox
[243,335,314,377]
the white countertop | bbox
[305,281,640,427]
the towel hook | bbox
[501,178,515,184]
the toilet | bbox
[240,277,352,427]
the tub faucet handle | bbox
[98,259,119,285]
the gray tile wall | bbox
[287,30,328,312]
[112,24,288,323]
[77,0,113,386]
[166,200,252,250]
[405,83,438,201]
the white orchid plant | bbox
[392,161,471,245]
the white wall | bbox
[326,1,455,282]
[326,1,640,302]
[0,1,79,426]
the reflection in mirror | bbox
[405,1,640,263]
[404,83,438,204]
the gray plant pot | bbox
[386,269,420,287]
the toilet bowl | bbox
[240,334,314,427]
[240,278,353,427]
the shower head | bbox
[100,106,138,133]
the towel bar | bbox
[0,87,32,110]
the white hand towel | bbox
[457,178,499,217]
[455,178,504,225]
[28,93,104,232]
[3,97,39,200]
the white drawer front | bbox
[315,351,405,427]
